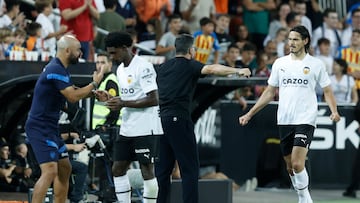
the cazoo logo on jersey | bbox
[121,88,134,94]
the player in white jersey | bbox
[239,25,341,203]
[97,31,163,203]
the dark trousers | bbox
[69,160,88,202]
[155,116,199,203]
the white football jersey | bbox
[116,55,163,137]
[268,54,331,126]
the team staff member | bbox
[25,35,104,203]
[155,34,251,203]
[92,52,121,130]
[98,31,163,203]
[239,26,340,203]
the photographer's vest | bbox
[92,73,121,129]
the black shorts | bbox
[278,124,315,156]
[113,135,159,164]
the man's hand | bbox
[106,97,123,111]
[93,90,112,101]
[92,64,105,84]
[330,112,340,122]
[239,113,251,126]
[72,143,87,152]
[238,68,251,77]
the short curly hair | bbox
[105,31,133,49]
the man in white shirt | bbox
[294,0,312,35]
[312,8,342,57]
[239,25,340,203]
[35,0,68,57]
[99,31,163,203]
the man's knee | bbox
[112,161,130,176]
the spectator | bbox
[138,18,159,55]
[93,0,126,52]
[338,29,360,95]
[35,0,68,57]
[0,27,13,60]
[59,0,100,60]
[330,58,358,104]
[254,51,273,99]
[115,0,137,29]
[0,137,20,192]
[312,8,342,57]
[5,28,26,59]
[193,17,220,64]
[0,0,5,16]
[223,43,251,110]
[213,0,228,14]
[342,8,360,47]
[233,24,251,49]
[155,14,182,61]
[180,0,216,34]
[0,0,25,31]
[132,0,171,35]
[242,0,276,50]
[209,14,233,64]
[59,130,88,203]
[238,41,257,73]
[267,2,291,40]
[12,142,37,191]
[285,11,302,31]
[293,0,312,35]
[316,37,333,75]
[262,40,277,70]
[24,22,42,52]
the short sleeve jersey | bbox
[116,55,163,137]
[156,57,204,119]
[268,54,331,126]
[27,58,72,129]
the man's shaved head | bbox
[57,35,79,51]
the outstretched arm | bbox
[239,85,276,125]
[201,64,251,77]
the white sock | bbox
[143,178,158,203]
[114,175,131,203]
[289,174,296,189]
[294,169,312,203]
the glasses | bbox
[95,61,106,64]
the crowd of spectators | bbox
[1,0,360,197]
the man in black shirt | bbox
[155,34,251,203]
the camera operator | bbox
[59,103,89,203]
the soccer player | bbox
[239,25,341,203]
[100,31,163,203]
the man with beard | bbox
[239,25,340,203]
[25,35,105,203]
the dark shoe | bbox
[343,190,356,198]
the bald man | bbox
[25,35,105,203]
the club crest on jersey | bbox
[127,75,133,84]
[303,67,310,74]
